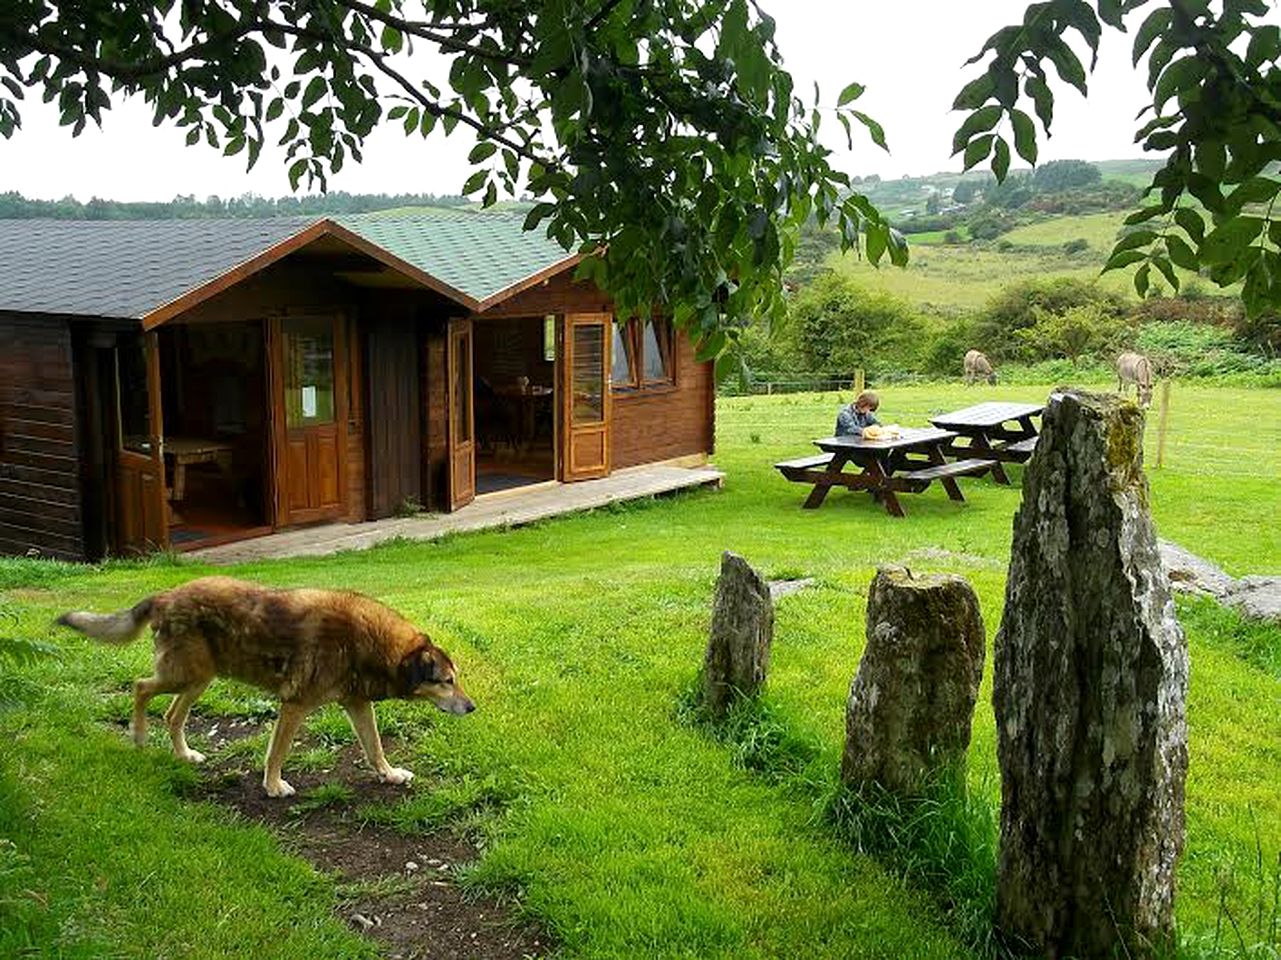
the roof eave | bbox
[473,251,587,313]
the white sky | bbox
[0,1,1169,203]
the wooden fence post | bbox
[1156,380,1171,469]
[854,368,865,395]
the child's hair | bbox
[854,390,880,411]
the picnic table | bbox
[774,427,997,517]
[928,401,1043,485]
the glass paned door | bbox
[559,314,612,480]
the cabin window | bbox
[282,317,336,427]
[571,323,605,423]
[115,334,152,454]
[611,317,675,392]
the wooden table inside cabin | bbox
[774,427,997,518]
[163,437,235,503]
[928,401,1043,485]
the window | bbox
[282,317,336,427]
[611,316,674,392]
[543,315,557,361]
[115,333,152,454]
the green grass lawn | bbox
[2,382,1279,958]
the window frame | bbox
[611,316,676,394]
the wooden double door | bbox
[445,313,612,512]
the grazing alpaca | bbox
[964,349,997,385]
[1116,351,1154,408]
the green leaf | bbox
[462,169,488,195]
[837,82,864,107]
[950,104,1002,155]
[1154,57,1203,113]
[1174,207,1205,245]
[1246,24,1280,69]
[1200,217,1264,266]
[1045,36,1087,95]
[469,141,498,163]
[1024,75,1054,131]
[1165,234,1199,271]
[865,221,887,264]
[1103,248,1148,272]
[952,73,994,111]
[1133,8,1173,66]
[1134,262,1151,298]
[1010,108,1037,164]
[265,98,284,122]
[1124,205,1165,226]
[523,202,556,232]
[1151,253,1179,292]
[961,133,995,171]
[301,76,326,110]
[1224,176,1280,214]
[1195,140,1226,182]
[850,110,887,150]
[992,136,1010,182]
[1115,229,1158,253]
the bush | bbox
[942,230,963,245]
[1135,320,1274,378]
[1062,237,1089,255]
[973,278,1128,362]
[789,272,928,377]
[1016,303,1131,365]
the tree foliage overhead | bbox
[952,0,1281,316]
[0,0,904,358]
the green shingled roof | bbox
[337,210,576,304]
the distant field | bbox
[839,211,1208,312]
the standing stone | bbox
[703,551,773,716]
[841,566,985,795]
[995,389,1188,958]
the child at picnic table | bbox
[835,391,880,438]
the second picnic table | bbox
[774,427,997,517]
[928,401,1043,485]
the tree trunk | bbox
[703,551,773,717]
[841,565,985,795]
[995,389,1188,958]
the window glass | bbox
[116,334,152,454]
[641,318,673,383]
[452,330,472,442]
[611,322,634,388]
[282,318,335,427]
[572,323,605,423]
[543,315,556,362]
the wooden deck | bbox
[189,463,725,564]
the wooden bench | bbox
[1003,436,1038,457]
[774,453,834,481]
[901,458,997,483]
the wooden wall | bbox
[0,314,85,560]
[611,334,714,469]
[364,307,422,518]
[421,320,450,512]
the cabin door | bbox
[558,313,612,481]
[269,316,349,526]
[111,331,168,553]
[446,318,476,510]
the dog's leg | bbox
[164,679,212,763]
[131,676,183,747]
[262,702,311,798]
[342,699,414,786]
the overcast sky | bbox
[0,1,1192,203]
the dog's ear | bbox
[398,646,439,692]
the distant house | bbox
[0,213,714,560]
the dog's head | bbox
[399,642,476,715]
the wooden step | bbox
[902,458,996,482]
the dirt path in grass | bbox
[184,716,551,960]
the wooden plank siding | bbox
[611,335,714,469]
[0,313,85,559]
[364,308,422,518]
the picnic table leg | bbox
[801,452,850,509]
[972,432,1010,485]
[867,456,905,517]
[927,444,967,502]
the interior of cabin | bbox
[472,315,557,494]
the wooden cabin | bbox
[0,214,715,560]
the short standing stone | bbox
[703,551,773,716]
[841,565,985,795]
[995,389,1188,958]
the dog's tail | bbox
[55,597,156,645]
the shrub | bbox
[1017,303,1131,366]
[942,230,963,245]
[921,318,979,378]
[973,277,1128,362]
[788,272,928,377]
[1062,237,1089,255]
[1135,320,1272,378]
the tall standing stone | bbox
[995,389,1188,957]
[841,566,985,795]
[703,551,773,716]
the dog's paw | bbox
[128,724,147,748]
[263,778,296,798]
[177,748,206,764]
[379,767,414,786]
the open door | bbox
[111,331,168,553]
[270,315,349,526]
[447,318,476,510]
[559,313,612,481]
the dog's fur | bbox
[56,576,474,797]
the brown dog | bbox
[56,576,474,797]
